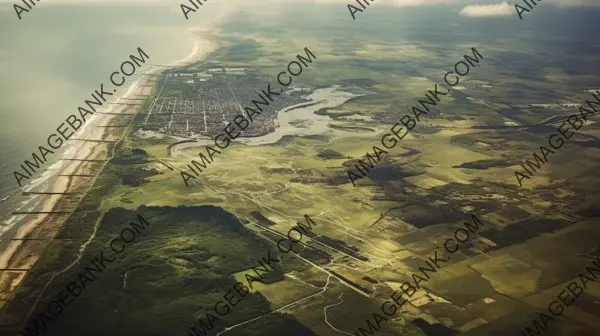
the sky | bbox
[3,0,600,7]
[3,0,600,18]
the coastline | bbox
[0,33,218,310]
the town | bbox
[142,67,308,140]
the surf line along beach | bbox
[0,37,217,318]
[11,47,150,188]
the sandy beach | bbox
[0,33,217,309]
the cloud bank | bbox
[4,0,600,9]
[459,2,512,17]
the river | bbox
[171,85,368,157]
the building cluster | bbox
[142,70,308,138]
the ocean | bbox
[0,2,229,239]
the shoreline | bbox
[0,33,218,310]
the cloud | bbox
[311,0,456,6]
[3,0,599,9]
[459,2,512,17]
[390,0,454,6]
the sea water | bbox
[0,2,228,239]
